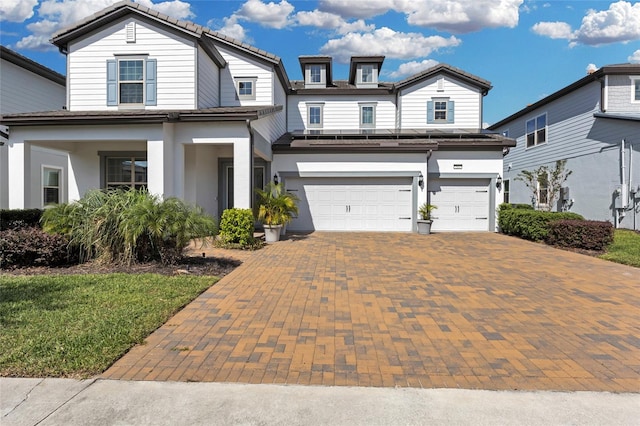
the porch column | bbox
[7,141,31,209]
[232,139,252,208]
[147,123,178,199]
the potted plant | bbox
[255,182,299,243]
[417,202,437,234]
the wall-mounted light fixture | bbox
[273,173,279,185]
[418,173,424,188]
[496,174,503,189]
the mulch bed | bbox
[1,255,241,277]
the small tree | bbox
[516,160,572,212]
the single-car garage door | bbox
[285,177,413,232]
[428,178,490,232]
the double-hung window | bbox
[107,57,156,107]
[526,113,547,148]
[503,179,510,204]
[427,98,454,124]
[42,167,62,207]
[307,103,323,129]
[360,65,374,83]
[360,103,376,129]
[310,65,322,83]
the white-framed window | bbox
[107,57,156,107]
[235,77,257,100]
[360,64,374,83]
[42,166,62,207]
[427,98,454,124]
[359,103,376,128]
[537,173,549,208]
[631,77,640,102]
[305,64,326,87]
[106,156,148,190]
[526,113,547,148]
[503,179,510,204]
[310,65,322,83]
[307,103,323,129]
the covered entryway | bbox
[285,177,414,232]
[428,178,491,231]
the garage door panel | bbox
[428,178,490,232]
[287,177,413,232]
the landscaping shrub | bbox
[498,208,583,241]
[498,203,534,212]
[42,189,218,265]
[218,208,256,247]
[0,227,77,268]
[0,209,43,230]
[546,220,614,251]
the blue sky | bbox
[1,0,640,125]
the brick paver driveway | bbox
[104,233,640,392]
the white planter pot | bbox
[264,224,283,243]
[417,220,433,235]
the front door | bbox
[219,158,267,215]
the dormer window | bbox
[310,65,322,83]
[360,65,374,84]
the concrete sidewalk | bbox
[2,378,639,425]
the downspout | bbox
[622,139,628,210]
[246,119,255,210]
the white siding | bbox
[399,74,482,129]
[216,44,274,106]
[0,59,66,114]
[608,74,640,113]
[197,46,219,108]
[1,56,67,208]
[287,95,396,131]
[67,16,197,111]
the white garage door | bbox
[285,177,413,232]
[428,178,490,232]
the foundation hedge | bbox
[498,206,584,242]
[546,220,614,251]
[0,227,77,268]
[0,209,43,231]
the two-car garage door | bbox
[428,178,491,232]
[285,177,413,232]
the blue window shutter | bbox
[447,100,455,123]
[145,59,157,106]
[426,101,434,124]
[106,60,117,106]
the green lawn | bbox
[600,229,640,268]
[0,273,217,378]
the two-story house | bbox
[489,64,640,230]
[1,0,514,233]
[0,46,67,209]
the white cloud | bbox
[320,27,461,63]
[532,21,573,39]
[215,15,252,43]
[320,0,523,33]
[294,9,374,34]
[629,49,640,63]
[533,1,640,46]
[586,63,598,73]
[405,0,523,33]
[13,0,195,51]
[0,0,38,22]
[573,1,640,45]
[386,59,439,79]
[318,0,405,20]
[236,0,294,29]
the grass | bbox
[0,273,218,378]
[599,229,640,267]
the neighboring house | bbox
[0,46,68,209]
[489,64,640,230]
[1,0,514,233]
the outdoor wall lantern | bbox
[418,173,424,188]
[273,173,279,185]
[496,174,503,189]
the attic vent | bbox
[437,77,445,92]
[126,22,136,43]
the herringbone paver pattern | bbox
[103,233,640,392]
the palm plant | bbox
[418,203,437,220]
[255,182,299,226]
